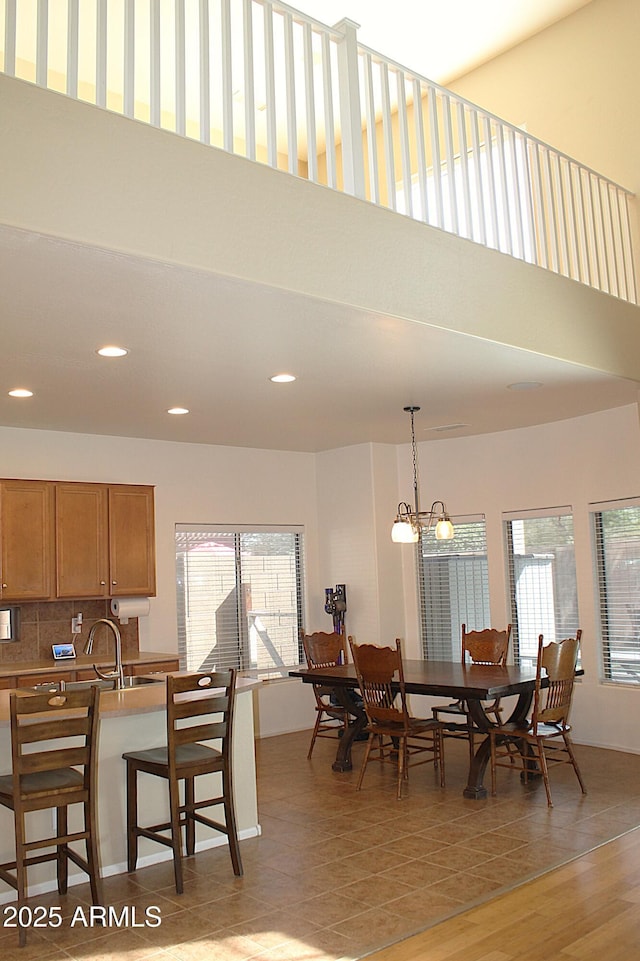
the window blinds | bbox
[175,527,304,678]
[504,510,579,665]
[593,502,640,684]
[418,517,490,660]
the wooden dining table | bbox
[289,659,547,800]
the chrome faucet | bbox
[83,618,125,690]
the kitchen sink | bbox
[20,675,165,694]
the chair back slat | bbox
[302,632,348,670]
[166,671,235,761]
[462,624,511,665]
[349,638,408,730]
[10,688,100,789]
[532,631,582,729]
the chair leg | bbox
[125,760,139,873]
[185,777,196,856]
[535,740,554,807]
[223,769,243,877]
[396,737,406,800]
[56,805,68,894]
[169,776,184,894]
[307,711,323,759]
[85,798,103,906]
[437,728,445,787]
[490,732,497,796]
[14,811,27,948]
[563,732,588,795]
[356,732,375,791]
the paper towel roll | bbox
[110,597,151,624]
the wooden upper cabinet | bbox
[0,480,55,601]
[56,483,109,598]
[108,485,156,596]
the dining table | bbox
[289,658,552,800]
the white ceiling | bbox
[4,0,636,454]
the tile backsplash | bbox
[0,599,140,664]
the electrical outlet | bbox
[71,614,83,634]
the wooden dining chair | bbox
[0,686,102,947]
[490,631,586,807]
[122,670,243,894]
[432,624,512,760]
[349,637,445,800]
[302,631,350,759]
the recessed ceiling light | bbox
[8,388,33,398]
[167,407,189,415]
[97,345,128,357]
[270,373,296,383]
[507,381,543,391]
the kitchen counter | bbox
[0,650,179,681]
[0,673,262,899]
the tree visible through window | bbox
[175,527,304,678]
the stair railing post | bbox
[334,18,365,200]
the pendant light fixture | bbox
[391,406,454,544]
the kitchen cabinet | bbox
[108,486,156,596]
[56,482,156,599]
[0,480,55,601]
[129,658,179,675]
[56,483,110,598]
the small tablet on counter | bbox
[52,643,76,660]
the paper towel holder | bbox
[0,606,20,642]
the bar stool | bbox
[122,670,243,894]
[0,687,102,947]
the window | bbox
[504,509,579,665]
[175,526,305,679]
[593,501,640,684]
[418,517,490,660]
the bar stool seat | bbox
[122,669,243,895]
[0,687,102,947]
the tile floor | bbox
[3,729,640,961]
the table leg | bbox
[331,688,367,772]
[463,691,533,799]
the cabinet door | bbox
[0,480,54,600]
[108,486,156,596]
[56,483,109,598]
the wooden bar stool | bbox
[122,670,243,894]
[0,687,102,947]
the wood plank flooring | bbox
[366,825,640,961]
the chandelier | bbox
[391,406,454,544]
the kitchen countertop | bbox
[0,672,261,723]
[0,650,179,679]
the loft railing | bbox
[1,0,636,303]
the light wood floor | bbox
[366,825,640,961]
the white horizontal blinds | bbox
[418,518,490,660]
[592,502,640,683]
[504,509,579,665]
[176,527,304,679]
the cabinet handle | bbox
[1,583,6,589]
[100,580,106,586]
[112,580,117,585]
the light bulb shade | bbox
[435,518,454,540]
[391,518,419,543]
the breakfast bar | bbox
[0,671,261,899]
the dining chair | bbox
[0,686,102,947]
[302,631,351,759]
[122,670,243,894]
[432,624,512,760]
[349,637,445,800]
[490,631,586,807]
